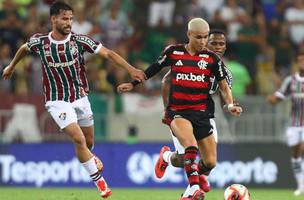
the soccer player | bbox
[2,1,145,198]
[268,50,304,196]
[157,29,233,195]
[117,18,242,200]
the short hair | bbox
[209,29,226,37]
[50,1,73,16]
[188,18,209,32]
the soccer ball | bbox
[224,184,251,200]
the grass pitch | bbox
[0,188,301,200]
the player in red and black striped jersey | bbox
[117,18,242,200]
[2,1,146,199]
[155,30,236,196]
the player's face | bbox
[51,10,73,36]
[207,33,226,57]
[297,55,304,71]
[188,30,209,52]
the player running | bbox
[268,50,304,196]
[117,18,242,200]
[2,1,145,198]
[155,29,233,196]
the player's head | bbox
[297,50,304,71]
[187,18,209,52]
[50,1,73,36]
[207,29,227,57]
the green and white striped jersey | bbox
[27,32,102,102]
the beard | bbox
[56,25,71,36]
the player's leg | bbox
[81,126,94,150]
[286,127,304,196]
[170,117,203,199]
[46,100,111,198]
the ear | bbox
[50,15,56,24]
[187,31,190,39]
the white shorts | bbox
[171,118,218,154]
[45,96,94,129]
[286,126,304,147]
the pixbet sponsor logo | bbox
[126,152,278,187]
[176,73,205,82]
[0,155,90,187]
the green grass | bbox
[0,188,301,200]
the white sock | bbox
[182,185,191,197]
[82,156,101,182]
[163,151,173,166]
[291,157,303,189]
[188,185,200,196]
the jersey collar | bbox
[48,32,71,44]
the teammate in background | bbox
[117,18,242,200]
[156,29,233,194]
[268,50,304,196]
[2,1,145,199]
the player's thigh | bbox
[170,117,197,147]
[45,100,77,130]
[63,122,86,145]
[197,133,217,164]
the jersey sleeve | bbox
[75,35,102,54]
[27,34,41,53]
[275,75,292,99]
[211,54,227,82]
[156,45,173,67]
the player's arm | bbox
[98,46,146,83]
[2,43,30,80]
[117,62,164,93]
[218,79,242,116]
[161,70,171,108]
[267,75,291,105]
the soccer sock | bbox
[291,157,303,189]
[163,150,173,166]
[184,146,199,194]
[82,156,102,183]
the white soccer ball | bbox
[224,184,251,200]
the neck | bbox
[186,44,197,55]
[51,29,69,41]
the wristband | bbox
[131,80,141,86]
[227,104,234,111]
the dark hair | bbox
[50,1,73,16]
[209,29,226,37]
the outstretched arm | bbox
[218,79,243,116]
[98,46,146,82]
[2,43,30,80]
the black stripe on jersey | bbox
[170,98,207,105]
[170,59,202,67]
[172,85,210,94]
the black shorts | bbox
[167,110,213,141]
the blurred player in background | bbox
[268,50,304,196]
[117,18,242,200]
[2,1,145,198]
[155,29,233,196]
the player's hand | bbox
[267,95,277,104]
[130,68,146,83]
[227,104,243,116]
[117,83,134,93]
[2,65,14,80]
[80,87,88,97]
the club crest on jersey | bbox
[59,113,66,120]
[198,60,208,69]
[70,45,78,55]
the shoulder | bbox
[73,33,98,43]
[27,33,48,46]
[162,44,185,54]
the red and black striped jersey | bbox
[155,44,227,114]
[27,32,102,102]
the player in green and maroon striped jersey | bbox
[2,1,145,199]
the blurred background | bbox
[0,0,301,192]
